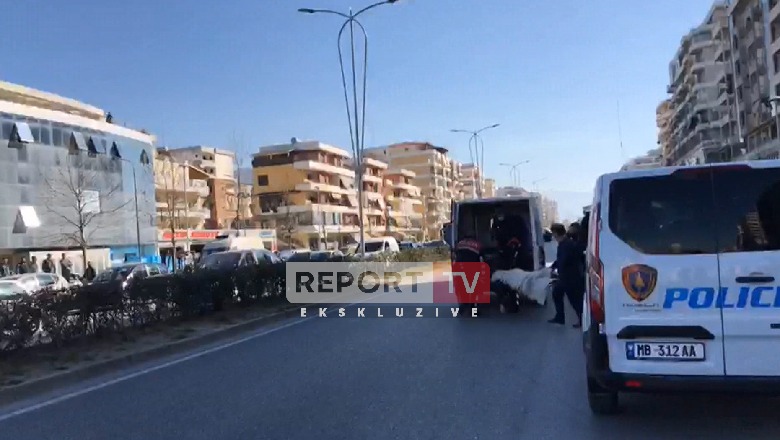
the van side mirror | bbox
[543,231,552,243]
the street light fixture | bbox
[115,157,144,260]
[498,160,530,188]
[298,0,399,257]
[450,124,500,197]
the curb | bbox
[0,303,312,407]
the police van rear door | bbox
[602,166,725,376]
[712,162,780,376]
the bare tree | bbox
[277,191,299,248]
[230,131,253,233]
[155,156,185,256]
[41,154,131,266]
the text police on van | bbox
[663,286,780,309]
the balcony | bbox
[293,160,355,177]
[296,224,360,235]
[295,181,354,195]
[158,206,211,220]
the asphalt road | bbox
[2,301,780,439]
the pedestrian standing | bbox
[0,258,13,277]
[83,261,96,282]
[16,257,28,274]
[28,256,39,273]
[60,253,73,280]
[548,223,585,328]
[41,254,54,273]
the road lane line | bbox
[0,299,383,422]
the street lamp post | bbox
[499,160,530,187]
[299,0,399,257]
[115,157,143,260]
[450,124,500,198]
[532,177,547,193]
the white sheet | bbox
[491,267,552,306]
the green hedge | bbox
[0,247,450,353]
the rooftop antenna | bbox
[617,99,626,162]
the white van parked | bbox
[584,161,780,414]
[361,236,400,258]
[201,235,266,258]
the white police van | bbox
[583,161,780,414]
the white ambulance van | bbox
[584,161,780,414]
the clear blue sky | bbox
[2,0,715,220]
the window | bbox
[257,175,269,186]
[40,126,51,144]
[148,265,161,276]
[140,149,150,165]
[87,137,105,155]
[35,274,56,287]
[712,167,780,252]
[608,173,716,255]
[110,142,122,159]
[69,132,88,153]
[10,122,34,144]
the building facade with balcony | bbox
[656,99,675,160]
[383,168,424,241]
[0,80,158,270]
[664,2,739,166]
[726,0,780,160]
[459,163,482,200]
[160,146,253,230]
[483,178,496,198]
[621,148,665,171]
[164,145,235,180]
[252,139,363,249]
[154,149,212,252]
[363,142,458,240]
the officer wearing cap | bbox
[453,235,482,316]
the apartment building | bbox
[665,2,738,166]
[363,142,458,240]
[154,149,212,249]
[483,178,496,198]
[540,197,559,227]
[727,0,780,160]
[383,168,424,241]
[158,146,252,229]
[346,156,389,237]
[165,146,235,180]
[620,148,665,171]
[459,163,482,200]
[656,99,675,158]
[252,139,363,249]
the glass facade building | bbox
[0,108,157,259]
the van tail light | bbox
[588,203,605,323]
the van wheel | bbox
[587,377,619,415]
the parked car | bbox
[87,262,170,296]
[286,250,344,262]
[278,249,308,261]
[398,241,420,250]
[0,273,71,295]
[197,250,266,271]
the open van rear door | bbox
[711,162,780,376]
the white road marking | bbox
[0,300,376,422]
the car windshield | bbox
[364,242,384,252]
[0,281,24,297]
[287,252,311,262]
[198,252,243,270]
[94,266,134,283]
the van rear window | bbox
[608,174,716,255]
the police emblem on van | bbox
[622,264,658,302]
